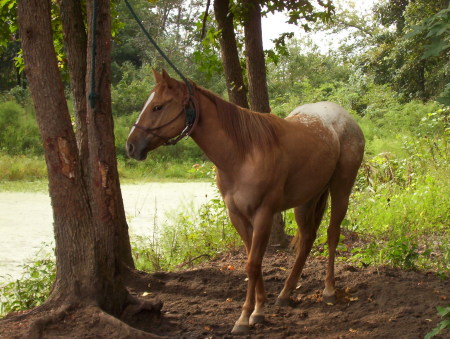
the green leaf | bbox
[422,40,449,59]
[436,304,450,317]
[426,23,449,38]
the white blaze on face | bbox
[129,92,155,136]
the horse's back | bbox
[287,101,365,167]
[288,102,354,135]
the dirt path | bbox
[2,249,447,338]
[134,249,449,338]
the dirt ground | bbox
[1,248,449,338]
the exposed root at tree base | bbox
[27,304,72,339]
[0,298,163,338]
[97,307,162,339]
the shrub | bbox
[0,245,55,317]
[0,101,42,155]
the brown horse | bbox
[126,69,365,334]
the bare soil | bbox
[1,249,448,338]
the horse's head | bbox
[126,69,189,160]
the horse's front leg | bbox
[232,209,273,335]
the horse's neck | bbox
[190,91,241,169]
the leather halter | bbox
[133,88,199,146]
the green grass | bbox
[0,154,47,182]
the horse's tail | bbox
[290,189,329,254]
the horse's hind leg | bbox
[323,171,358,303]
[276,190,328,306]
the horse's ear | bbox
[152,68,162,83]
[161,69,179,89]
[161,69,170,80]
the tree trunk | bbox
[60,0,134,269]
[243,0,270,113]
[18,0,129,315]
[60,0,89,169]
[85,0,134,280]
[214,0,249,108]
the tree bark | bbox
[18,0,129,315]
[60,0,89,169]
[243,0,270,113]
[214,0,249,108]
[60,0,134,269]
[19,0,101,305]
[85,0,134,279]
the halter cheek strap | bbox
[133,109,185,144]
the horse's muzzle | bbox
[126,141,147,161]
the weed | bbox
[0,245,55,317]
[425,304,450,339]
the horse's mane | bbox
[194,85,281,158]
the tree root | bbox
[121,294,163,323]
[27,303,72,339]
[97,307,163,339]
[20,302,163,339]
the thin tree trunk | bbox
[60,0,88,165]
[243,0,270,113]
[61,0,134,269]
[214,0,248,108]
[85,0,134,283]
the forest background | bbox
[0,0,448,327]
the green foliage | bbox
[406,3,450,59]
[192,18,223,80]
[0,245,55,317]
[0,100,42,155]
[0,0,17,50]
[111,62,154,116]
[425,304,450,339]
[0,154,47,181]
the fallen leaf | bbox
[349,328,358,333]
[142,292,152,297]
[226,298,233,302]
[278,267,287,271]
[227,265,235,270]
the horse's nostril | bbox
[126,142,134,156]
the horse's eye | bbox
[152,105,163,112]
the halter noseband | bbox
[133,87,198,146]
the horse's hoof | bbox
[275,297,291,307]
[323,294,337,305]
[231,324,250,335]
[249,314,264,326]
